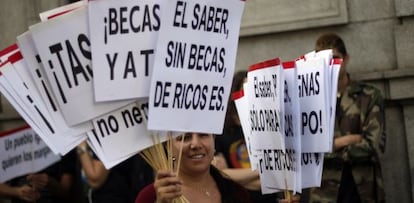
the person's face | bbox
[173,133,215,174]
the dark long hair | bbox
[223,70,247,134]
[210,165,251,203]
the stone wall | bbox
[0,0,413,202]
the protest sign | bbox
[91,100,153,165]
[328,58,341,147]
[86,130,131,169]
[0,44,18,64]
[17,32,92,139]
[0,58,58,153]
[148,0,245,134]
[29,6,132,126]
[233,90,259,171]
[244,58,289,194]
[88,0,165,101]
[39,0,86,21]
[246,58,285,150]
[280,61,302,193]
[0,126,60,182]
[296,58,330,152]
[301,152,324,188]
[9,51,86,154]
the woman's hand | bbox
[27,173,49,190]
[16,185,40,202]
[154,170,183,203]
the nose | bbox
[189,133,201,149]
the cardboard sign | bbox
[301,152,324,188]
[29,6,132,126]
[245,58,292,194]
[233,90,259,171]
[0,59,58,153]
[39,0,86,21]
[246,58,285,150]
[0,44,18,64]
[17,31,92,141]
[91,101,152,164]
[148,0,245,134]
[88,0,165,101]
[0,126,60,182]
[296,58,330,152]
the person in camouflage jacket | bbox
[309,33,386,203]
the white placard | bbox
[148,0,245,134]
[246,58,285,150]
[17,32,92,140]
[296,58,330,152]
[301,152,324,188]
[91,101,152,164]
[0,126,61,182]
[88,0,165,101]
[29,7,132,126]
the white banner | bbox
[89,0,165,101]
[17,32,92,140]
[246,58,285,150]
[0,126,60,182]
[91,100,153,166]
[148,0,245,134]
[296,58,330,152]
[29,6,131,126]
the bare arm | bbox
[334,134,362,151]
[213,153,261,190]
[77,141,110,189]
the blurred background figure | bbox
[77,141,154,203]
[0,150,78,203]
[309,33,386,203]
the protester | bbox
[0,150,77,203]
[135,132,251,203]
[77,141,153,203]
[309,33,386,203]
[214,70,280,202]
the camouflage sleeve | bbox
[346,88,385,163]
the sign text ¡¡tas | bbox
[47,33,92,104]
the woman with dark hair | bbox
[135,133,251,203]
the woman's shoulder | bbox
[135,183,156,203]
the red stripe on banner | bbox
[296,55,305,61]
[8,51,23,64]
[47,9,75,19]
[248,58,280,72]
[282,61,295,69]
[331,58,343,65]
[232,90,244,100]
[0,61,7,68]
[0,44,18,57]
[0,125,31,138]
